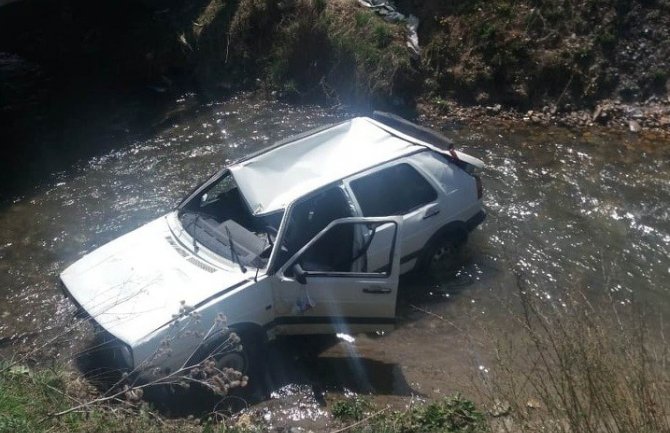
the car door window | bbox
[275,186,354,269]
[291,220,399,276]
[350,163,437,216]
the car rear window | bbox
[350,163,437,217]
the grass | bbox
[191,0,415,104]
[476,277,670,433]
[420,0,670,106]
[330,394,488,432]
[0,362,488,433]
[0,364,209,433]
[265,0,415,103]
[0,361,488,433]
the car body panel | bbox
[271,216,403,336]
[60,215,251,347]
[229,117,477,216]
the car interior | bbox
[178,171,283,266]
[277,186,356,272]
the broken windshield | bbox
[178,171,283,268]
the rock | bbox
[486,104,502,114]
[592,106,603,121]
[526,398,542,409]
[629,120,642,132]
[660,116,670,127]
[491,399,511,417]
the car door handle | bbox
[422,206,441,219]
[362,287,392,294]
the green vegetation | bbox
[189,0,414,104]
[420,0,670,107]
[0,363,488,433]
[331,394,487,432]
[3,0,668,110]
[0,365,201,433]
[331,395,375,421]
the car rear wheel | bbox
[417,232,465,275]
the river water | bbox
[1,93,669,426]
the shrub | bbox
[478,277,670,433]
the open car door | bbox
[271,216,402,336]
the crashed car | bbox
[60,112,485,379]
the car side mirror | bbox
[292,263,307,285]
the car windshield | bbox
[178,171,283,268]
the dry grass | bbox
[265,0,415,104]
[478,275,670,433]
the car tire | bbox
[190,328,265,381]
[416,231,465,275]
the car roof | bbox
[229,117,427,215]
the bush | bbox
[330,394,487,433]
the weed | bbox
[411,395,487,432]
[355,11,371,28]
[330,394,487,433]
[331,395,373,421]
[478,277,670,433]
[373,23,393,48]
[478,23,497,41]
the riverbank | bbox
[3,0,670,117]
[417,97,670,137]
[0,362,489,432]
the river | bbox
[1,92,669,427]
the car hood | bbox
[60,214,249,346]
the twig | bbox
[330,407,388,433]
[555,70,575,110]
[409,304,464,333]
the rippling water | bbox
[0,93,668,421]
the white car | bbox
[60,113,485,379]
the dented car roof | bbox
[230,116,483,215]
